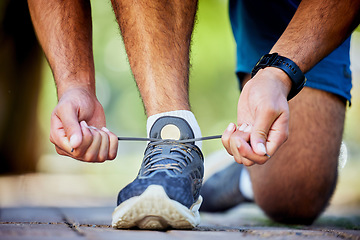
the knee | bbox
[259,201,322,225]
[254,174,338,225]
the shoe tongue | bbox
[149,116,194,141]
[146,116,195,176]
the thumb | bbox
[250,110,277,156]
[58,110,83,149]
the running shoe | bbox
[200,162,252,212]
[112,116,204,230]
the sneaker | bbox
[200,162,252,212]
[112,116,204,230]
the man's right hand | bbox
[49,87,118,162]
[222,67,290,166]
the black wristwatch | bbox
[251,53,306,100]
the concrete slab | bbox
[0,207,63,223]
[0,223,80,240]
[60,207,113,226]
[78,227,182,240]
[0,173,359,239]
[0,206,359,239]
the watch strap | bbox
[251,53,306,100]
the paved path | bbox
[1,205,359,240]
[1,170,359,239]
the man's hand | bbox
[49,88,118,162]
[222,68,290,166]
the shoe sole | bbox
[111,185,202,230]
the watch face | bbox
[251,53,279,77]
[261,53,279,66]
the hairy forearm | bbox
[271,0,360,73]
[28,0,95,98]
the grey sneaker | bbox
[112,116,204,230]
[200,162,252,212]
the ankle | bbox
[146,110,202,148]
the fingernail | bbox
[70,135,80,148]
[236,139,242,149]
[71,148,74,153]
[244,125,252,133]
[226,123,235,132]
[238,123,247,131]
[102,127,110,133]
[257,143,267,155]
[87,126,97,130]
[81,121,88,127]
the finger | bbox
[71,121,93,158]
[230,135,247,164]
[97,128,110,162]
[235,125,262,166]
[55,145,70,157]
[250,107,278,156]
[83,127,101,162]
[231,128,269,164]
[55,104,83,149]
[50,113,72,153]
[237,123,251,141]
[221,123,236,155]
[237,123,247,132]
[241,157,255,167]
[265,114,289,156]
[102,127,118,160]
[229,128,253,164]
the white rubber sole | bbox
[111,185,202,230]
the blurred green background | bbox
[1,0,359,208]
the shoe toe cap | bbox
[117,172,198,209]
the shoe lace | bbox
[117,135,221,176]
[142,140,202,176]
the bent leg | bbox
[111,0,197,116]
[248,86,345,224]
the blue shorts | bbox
[229,0,352,102]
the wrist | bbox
[56,72,96,99]
[257,67,292,98]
